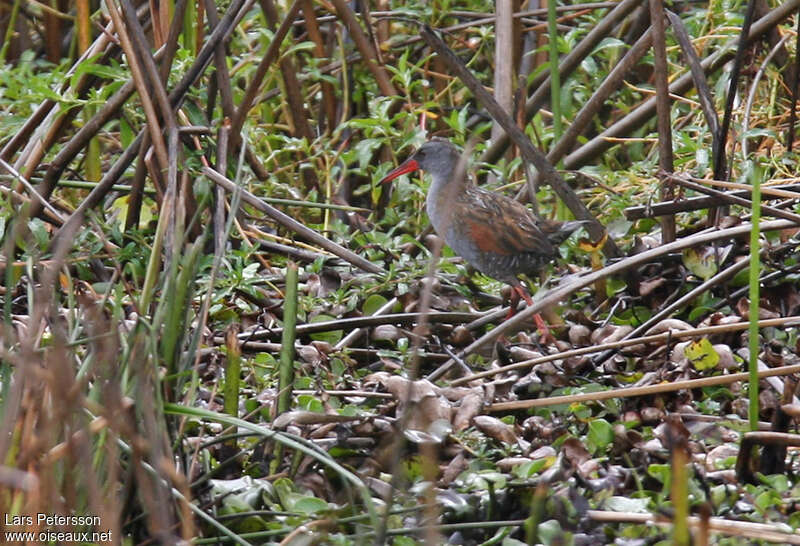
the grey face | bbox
[411,139,461,183]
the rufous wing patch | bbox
[466,220,512,255]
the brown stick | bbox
[5,9,121,166]
[302,0,337,130]
[543,29,652,174]
[668,175,800,224]
[587,509,800,544]
[37,75,140,209]
[260,0,318,191]
[715,0,758,183]
[52,0,249,247]
[203,0,236,117]
[105,0,169,175]
[119,0,176,132]
[126,138,154,232]
[492,0,514,145]
[453,314,799,387]
[649,0,675,242]
[666,10,721,159]
[328,0,398,98]
[625,183,800,219]
[230,0,303,137]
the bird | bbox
[380,137,587,338]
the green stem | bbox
[748,161,762,431]
[0,0,21,66]
[277,262,298,416]
[547,0,562,140]
[547,0,566,219]
[139,203,168,312]
[671,445,690,545]
[222,326,242,418]
[272,262,298,471]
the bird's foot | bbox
[533,313,557,346]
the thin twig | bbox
[236,311,481,341]
[230,0,304,136]
[742,33,792,158]
[591,255,750,367]
[490,362,800,412]
[0,159,66,223]
[452,315,800,386]
[667,174,800,224]
[587,509,800,544]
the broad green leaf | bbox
[590,37,628,54]
[362,293,389,315]
[537,520,565,545]
[292,496,330,515]
[587,418,614,453]
[297,394,324,413]
[683,245,731,280]
[648,463,671,484]
[683,247,717,280]
[512,458,551,478]
[759,473,790,493]
[685,338,719,370]
[309,314,343,344]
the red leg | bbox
[511,285,555,344]
[513,284,534,306]
[506,286,521,320]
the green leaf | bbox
[683,245,731,280]
[605,277,627,297]
[512,458,551,478]
[119,116,134,149]
[684,338,720,370]
[537,520,565,545]
[309,314,343,344]
[759,473,790,493]
[683,247,717,280]
[743,128,775,139]
[297,394,324,413]
[606,218,633,239]
[688,305,715,322]
[590,37,628,54]
[354,138,381,172]
[647,463,671,484]
[292,496,330,515]
[362,293,389,315]
[603,496,650,513]
[587,418,613,453]
[754,489,782,514]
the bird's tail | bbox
[545,220,591,245]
